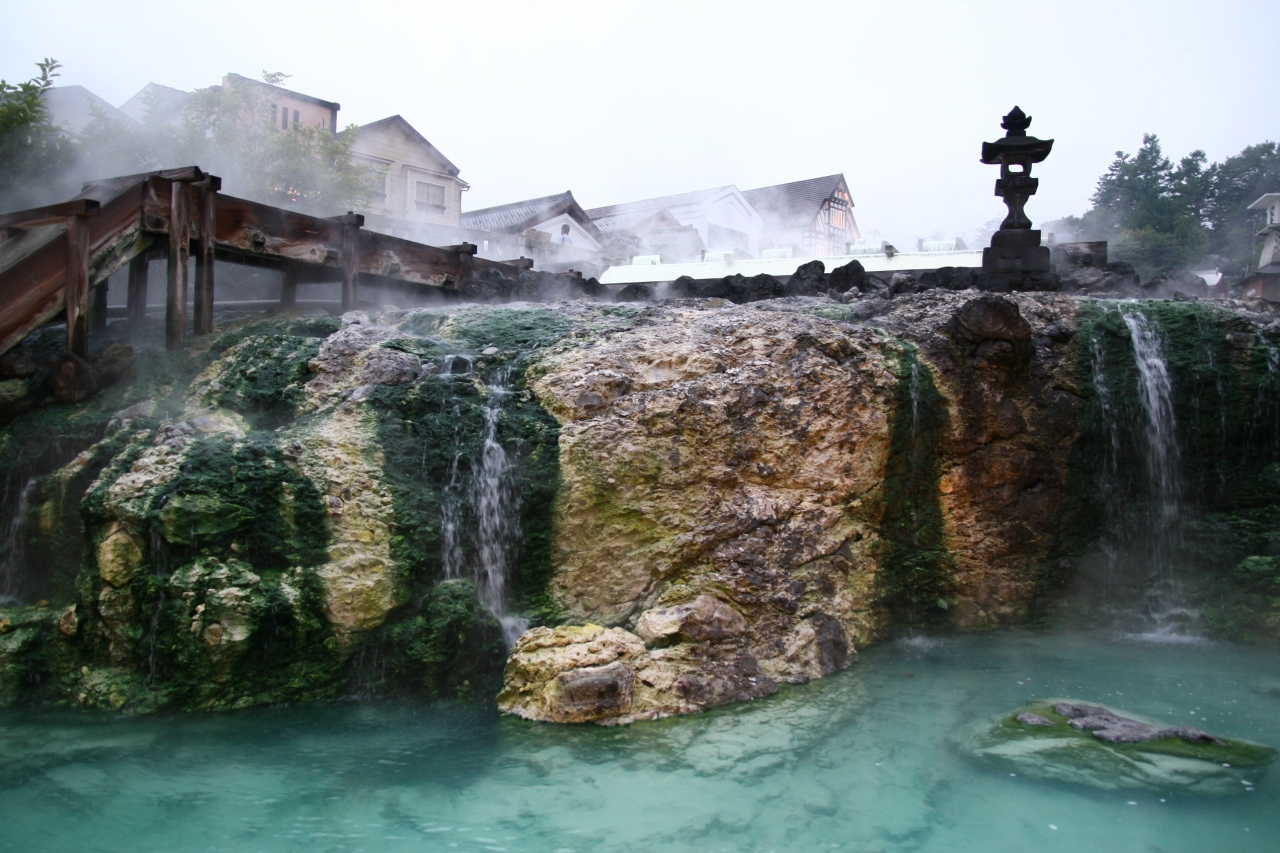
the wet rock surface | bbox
[963,699,1275,794]
[5,289,1280,718]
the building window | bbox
[293,109,300,129]
[281,106,288,129]
[415,181,446,214]
[272,104,278,125]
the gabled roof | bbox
[462,191,603,241]
[42,86,137,134]
[348,115,461,177]
[585,185,742,230]
[118,82,192,126]
[223,72,339,111]
[742,174,850,228]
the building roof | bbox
[585,185,739,229]
[348,114,461,177]
[118,82,192,126]
[223,73,339,111]
[41,86,137,134]
[462,191,603,241]
[741,174,849,229]
[1248,193,1280,210]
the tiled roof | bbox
[585,185,737,224]
[462,192,603,242]
[462,192,573,231]
[742,174,848,229]
[590,207,670,233]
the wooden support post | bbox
[91,279,109,333]
[166,180,191,350]
[192,177,220,336]
[332,212,364,312]
[64,214,92,359]
[280,266,298,307]
[452,242,477,289]
[127,252,150,327]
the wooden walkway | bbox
[0,167,536,358]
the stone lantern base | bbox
[983,229,1051,272]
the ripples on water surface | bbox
[1,631,1277,852]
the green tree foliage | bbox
[165,71,378,214]
[0,59,75,210]
[2,60,378,218]
[1044,135,1280,281]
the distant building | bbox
[41,85,135,134]
[1239,193,1280,301]
[348,115,468,231]
[222,73,339,133]
[461,191,603,265]
[118,82,193,127]
[742,174,859,257]
[586,185,765,257]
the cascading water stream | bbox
[436,363,528,646]
[472,375,528,645]
[0,478,37,604]
[1088,307,1200,638]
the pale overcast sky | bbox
[3,0,1277,242]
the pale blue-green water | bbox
[1,630,1277,853]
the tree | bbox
[1042,134,1280,281]
[169,72,378,216]
[1204,142,1280,278]
[3,62,378,218]
[0,59,75,211]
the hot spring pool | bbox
[1,630,1277,852]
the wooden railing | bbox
[0,167,537,358]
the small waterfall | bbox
[1088,307,1200,638]
[1121,310,1194,635]
[0,478,37,604]
[1123,312,1182,531]
[472,375,527,645]
[436,366,528,646]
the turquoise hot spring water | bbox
[1,629,1276,853]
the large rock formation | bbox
[498,293,1089,723]
[3,289,1280,719]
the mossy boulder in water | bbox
[962,699,1275,795]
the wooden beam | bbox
[65,214,91,358]
[193,179,218,335]
[127,252,149,327]
[166,181,191,350]
[0,199,100,231]
[157,166,205,183]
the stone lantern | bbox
[981,107,1054,272]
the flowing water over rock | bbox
[1,630,1276,853]
[0,479,35,604]
[472,372,528,645]
[1086,306,1201,638]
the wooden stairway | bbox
[0,167,528,359]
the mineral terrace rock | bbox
[635,595,747,646]
[964,700,1270,794]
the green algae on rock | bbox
[962,698,1276,795]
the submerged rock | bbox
[963,699,1275,794]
